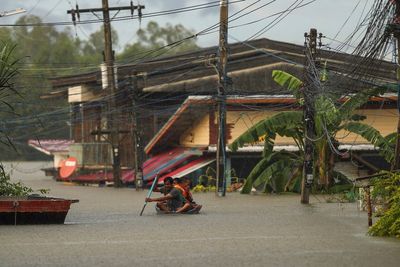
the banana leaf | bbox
[229,111,303,152]
[385,132,398,145]
[241,157,271,194]
[241,151,299,194]
[253,158,294,192]
[272,70,303,99]
[343,122,394,163]
[338,88,383,122]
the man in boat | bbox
[153,176,173,195]
[173,177,192,201]
[172,177,202,213]
[146,177,191,213]
[181,177,202,212]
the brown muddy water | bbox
[1,161,399,267]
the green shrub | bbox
[192,184,216,193]
[368,172,400,238]
[0,171,33,197]
[0,166,48,197]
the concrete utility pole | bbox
[301,28,318,204]
[216,0,229,197]
[130,73,144,190]
[68,1,145,187]
[102,0,121,187]
[390,0,400,170]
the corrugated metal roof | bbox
[28,139,74,155]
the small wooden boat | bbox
[0,195,79,225]
[155,205,202,215]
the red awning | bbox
[122,147,203,183]
[58,147,205,184]
[159,157,215,182]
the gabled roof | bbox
[49,38,396,96]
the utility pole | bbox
[67,1,144,188]
[216,0,229,197]
[131,73,144,190]
[390,0,400,170]
[301,28,318,204]
[102,0,121,187]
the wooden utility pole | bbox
[67,1,144,187]
[391,0,400,170]
[216,0,229,197]
[301,28,318,204]
[131,73,144,190]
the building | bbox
[30,38,397,184]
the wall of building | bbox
[180,115,210,146]
[176,108,398,147]
[226,110,295,145]
[335,109,397,143]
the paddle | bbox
[139,173,159,216]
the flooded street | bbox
[1,162,400,267]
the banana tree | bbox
[230,70,394,193]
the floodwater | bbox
[1,162,400,267]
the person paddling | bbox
[146,177,191,213]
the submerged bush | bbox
[368,172,400,238]
[0,165,48,197]
[0,170,33,197]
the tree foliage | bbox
[118,21,199,60]
[369,172,400,238]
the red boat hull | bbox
[0,197,78,225]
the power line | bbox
[0,1,245,27]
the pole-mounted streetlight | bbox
[0,8,26,17]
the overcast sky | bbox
[1,0,374,52]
